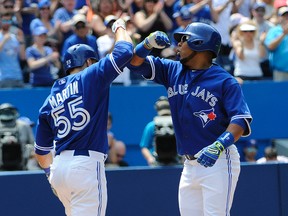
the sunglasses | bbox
[40,7,50,10]
[180,35,190,43]
[242,31,255,33]
[75,24,86,30]
[1,19,12,24]
[4,5,13,9]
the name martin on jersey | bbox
[49,81,79,108]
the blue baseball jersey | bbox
[35,41,133,155]
[129,56,252,155]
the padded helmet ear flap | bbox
[63,44,98,74]
[173,22,222,58]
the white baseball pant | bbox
[179,144,240,216]
[49,150,107,216]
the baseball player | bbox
[128,23,252,215]
[34,19,133,216]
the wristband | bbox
[43,167,50,176]
[217,131,235,149]
[135,41,152,58]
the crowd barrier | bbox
[1,80,288,165]
[0,163,287,216]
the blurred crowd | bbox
[1,0,288,169]
[0,0,288,88]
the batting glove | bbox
[196,141,225,167]
[144,31,171,49]
[111,18,126,33]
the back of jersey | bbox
[153,116,177,164]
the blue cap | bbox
[180,4,193,21]
[33,26,48,36]
[253,2,266,10]
[38,0,51,9]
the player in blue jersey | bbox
[128,22,253,216]
[34,19,133,216]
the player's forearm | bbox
[115,27,133,44]
[130,55,146,66]
[35,152,53,169]
[226,123,244,143]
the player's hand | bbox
[44,167,58,197]
[111,18,126,33]
[144,31,171,50]
[195,141,224,167]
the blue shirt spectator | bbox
[0,13,25,88]
[26,26,61,87]
[61,14,99,59]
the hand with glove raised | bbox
[135,31,171,58]
[144,31,171,49]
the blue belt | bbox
[56,149,90,156]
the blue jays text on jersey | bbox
[128,56,252,155]
[34,41,133,156]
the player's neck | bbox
[187,62,212,71]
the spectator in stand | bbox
[264,6,288,81]
[0,0,22,28]
[30,0,63,48]
[171,4,194,47]
[232,0,252,18]
[61,13,99,60]
[251,2,275,79]
[130,0,144,16]
[53,0,78,46]
[26,26,61,87]
[212,0,236,74]
[231,21,266,84]
[88,0,118,37]
[106,112,129,167]
[0,13,25,88]
[187,0,218,25]
[20,0,39,47]
[134,0,173,57]
[257,146,288,163]
[96,15,117,59]
[172,0,193,28]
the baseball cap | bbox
[180,4,193,21]
[229,13,249,29]
[278,6,288,16]
[253,2,266,10]
[32,26,48,36]
[72,14,87,25]
[239,23,257,31]
[104,15,117,27]
[38,0,50,9]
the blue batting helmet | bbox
[63,44,98,74]
[173,22,222,58]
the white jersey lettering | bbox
[49,81,79,108]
